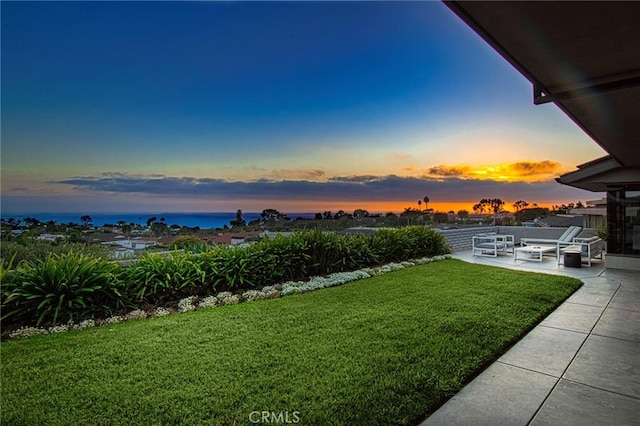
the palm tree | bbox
[423,196,430,211]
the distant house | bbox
[537,214,584,228]
[209,231,262,246]
[570,198,607,229]
[36,233,66,241]
[262,231,293,239]
[102,238,158,259]
[108,239,157,250]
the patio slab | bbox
[530,379,640,426]
[602,269,640,293]
[497,326,587,377]
[564,334,640,399]
[564,285,618,308]
[580,276,622,291]
[422,362,556,426]
[592,307,640,342]
[539,302,604,334]
[609,290,640,312]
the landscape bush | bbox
[1,226,449,329]
[1,252,126,326]
[125,252,206,304]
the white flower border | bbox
[8,255,451,340]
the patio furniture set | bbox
[472,226,605,267]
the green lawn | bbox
[1,259,581,425]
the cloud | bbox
[424,160,565,182]
[426,165,470,177]
[213,165,328,182]
[264,168,326,181]
[509,160,563,176]
[54,171,584,204]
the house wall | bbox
[436,227,498,251]
[436,226,597,252]
[605,254,640,271]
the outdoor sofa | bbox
[520,225,583,247]
[472,233,515,257]
[558,236,605,267]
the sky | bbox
[1,1,607,215]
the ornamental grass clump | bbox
[196,246,260,291]
[297,229,372,275]
[126,252,206,304]
[248,234,311,284]
[1,252,125,326]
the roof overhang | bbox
[556,156,640,192]
[444,1,640,174]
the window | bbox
[607,190,640,255]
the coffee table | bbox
[514,245,557,261]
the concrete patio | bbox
[422,250,640,425]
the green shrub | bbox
[251,234,311,282]
[298,229,339,276]
[195,235,311,292]
[299,229,367,274]
[208,246,256,289]
[394,226,449,259]
[0,254,18,311]
[298,229,375,275]
[369,227,448,263]
[126,252,206,304]
[2,252,125,326]
[370,228,407,263]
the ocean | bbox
[2,212,317,229]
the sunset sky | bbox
[1,1,606,215]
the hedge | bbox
[1,227,449,328]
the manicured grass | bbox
[1,259,581,425]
